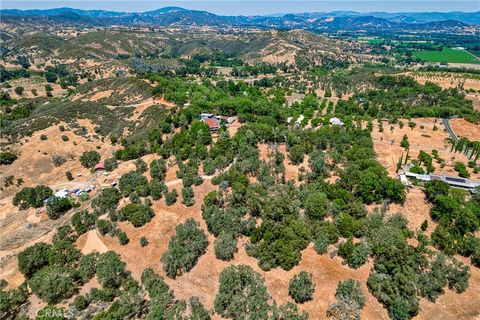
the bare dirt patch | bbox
[371,118,476,178]
[450,118,480,141]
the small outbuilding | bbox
[330,117,345,126]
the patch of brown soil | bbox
[79,230,108,255]
[90,90,113,101]
[450,118,480,141]
[0,122,119,197]
[371,118,476,178]
[466,93,480,111]
[387,187,435,235]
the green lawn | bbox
[413,47,480,64]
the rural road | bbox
[442,116,459,143]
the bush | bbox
[288,271,315,303]
[13,185,53,209]
[71,210,96,235]
[214,265,270,319]
[117,231,129,245]
[73,295,89,311]
[338,239,368,269]
[161,219,208,278]
[104,157,118,171]
[181,186,195,207]
[61,135,69,142]
[336,279,365,308]
[140,237,149,247]
[165,189,178,206]
[327,279,365,320]
[18,242,52,278]
[119,171,149,196]
[40,134,48,140]
[96,251,126,288]
[46,197,74,219]
[118,203,154,227]
[66,171,74,181]
[28,265,78,304]
[92,188,121,213]
[0,152,17,165]
[79,151,101,168]
[78,253,99,283]
[214,232,238,261]
[97,219,115,235]
[454,162,470,178]
[14,86,24,96]
[304,192,329,220]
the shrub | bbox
[118,231,129,245]
[181,186,195,207]
[73,295,89,311]
[97,219,115,235]
[338,239,368,269]
[96,251,126,288]
[40,134,48,140]
[454,162,470,178]
[28,265,78,304]
[66,171,74,181]
[0,152,17,165]
[214,232,238,261]
[304,192,329,220]
[61,135,69,142]
[214,265,270,319]
[13,185,53,209]
[104,157,118,171]
[119,171,149,196]
[80,151,101,168]
[336,279,365,307]
[165,189,178,206]
[118,203,154,227]
[46,197,74,219]
[140,237,149,247]
[78,253,99,283]
[18,242,52,278]
[161,219,208,278]
[14,86,24,96]
[71,210,96,235]
[92,188,121,213]
[288,271,315,303]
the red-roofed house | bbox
[203,118,220,132]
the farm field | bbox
[412,47,480,64]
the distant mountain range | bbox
[1,7,479,33]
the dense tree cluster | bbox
[13,185,52,209]
[424,180,480,266]
[161,219,209,278]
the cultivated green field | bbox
[413,47,480,64]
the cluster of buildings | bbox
[200,113,236,132]
[43,185,96,204]
[286,115,345,127]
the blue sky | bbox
[1,1,479,15]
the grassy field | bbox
[413,47,480,64]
